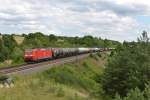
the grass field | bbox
[0,53,108,100]
[13,36,24,45]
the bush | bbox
[97,53,102,57]
[114,94,122,100]
[114,86,150,100]
[0,75,8,83]
[56,87,65,97]
[124,88,145,100]
[43,66,96,91]
[0,35,17,62]
[144,84,150,100]
[11,47,24,64]
[0,46,5,62]
[90,54,98,61]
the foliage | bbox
[0,39,5,61]
[2,35,17,51]
[11,47,24,63]
[42,65,97,91]
[97,52,102,57]
[114,86,150,100]
[0,34,17,62]
[101,31,150,97]
[56,87,65,97]
[144,84,150,100]
[22,32,50,48]
[114,94,122,100]
[90,53,99,60]
[0,75,9,83]
[124,88,145,100]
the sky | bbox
[0,0,150,42]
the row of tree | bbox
[22,32,119,48]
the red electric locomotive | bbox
[24,48,53,62]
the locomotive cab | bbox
[24,49,33,62]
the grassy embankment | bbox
[0,53,109,100]
[13,35,24,45]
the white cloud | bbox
[0,0,150,42]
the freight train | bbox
[24,48,113,62]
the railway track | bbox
[0,53,91,76]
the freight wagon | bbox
[24,47,109,62]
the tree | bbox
[138,31,149,43]
[114,88,145,100]
[103,39,111,48]
[2,34,17,59]
[49,34,57,41]
[80,35,100,47]
[0,39,5,61]
[101,31,150,97]
[114,86,150,100]
[23,32,49,48]
[2,34,17,50]
[124,88,145,100]
[114,94,122,100]
[11,47,24,63]
[144,84,150,100]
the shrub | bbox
[43,66,96,91]
[11,47,24,63]
[114,94,122,100]
[0,75,8,83]
[124,88,145,100]
[144,84,150,100]
[114,87,150,100]
[56,87,65,97]
[90,54,98,61]
[97,53,102,57]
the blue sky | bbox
[0,0,150,42]
[136,16,150,25]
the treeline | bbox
[22,32,119,48]
[99,31,150,100]
[0,32,120,65]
